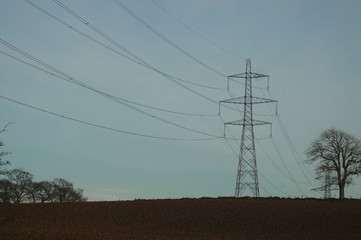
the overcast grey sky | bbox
[1,0,361,200]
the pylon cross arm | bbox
[228,73,269,79]
[220,96,277,105]
[225,119,272,126]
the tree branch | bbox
[0,122,15,134]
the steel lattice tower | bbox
[311,165,334,198]
[323,169,332,199]
[220,59,277,197]
[312,169,333,198]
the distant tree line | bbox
[0,123,87,203]
[0,169,87,203]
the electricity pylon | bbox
[324,169,332,199]
[312,169,334,199]
[220,59,277,197]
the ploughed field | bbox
[1,198,361,240]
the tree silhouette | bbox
[0,123,14,175]
[6,168,33,203]
[305,128,361,199]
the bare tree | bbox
[52,178,87,202]
[0,179,14,203]
[34,181,55,203]
[305,128,361,199]
[0,176,87,203]
[0,123,15,175]
[6,168,33,203]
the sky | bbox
[1,0,361,201]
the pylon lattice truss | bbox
[220,59,277,197]
[312,168,335,199]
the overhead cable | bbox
[258,139,308,185]
[49,0,229,105]
[275,115,315,186]
[267,90,314,180]
[0,39,220,138]
[261,89,315,186]
[0,95,221,141]
[24,0,226,91]
[111,0,227,78]
[150,0,247,60]
[0,41,242,141]
[47,0,247,114]
[0,49,217,117]
[269,138,309,185]
[267,89,314,184]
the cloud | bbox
[85,186,132,201]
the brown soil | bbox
[0,198,360,240]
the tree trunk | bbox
[338,183,345,199]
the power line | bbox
[258,170,292,197]
[4,1,311,199]
[26,0,252,116]
[111,0,227,78]
[0,41,244,141]
[0,48,247,143]
[23,0,226,91]
[0,39,221,138]
[267,90,314,179]
[261,89,315,187]
[150,0,247,60]
[258,139,305,196]
[262,139,308,185]
[275,114,315,181]
[48,0,228,106]
[0,95,221,141]
[44,0,248,115]
[259,184,272,196]
[269,138,305,197]
[27,0,264,97]
[0,50,217,117]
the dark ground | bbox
[0,197,360,240]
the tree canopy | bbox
[0,173,87,203]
